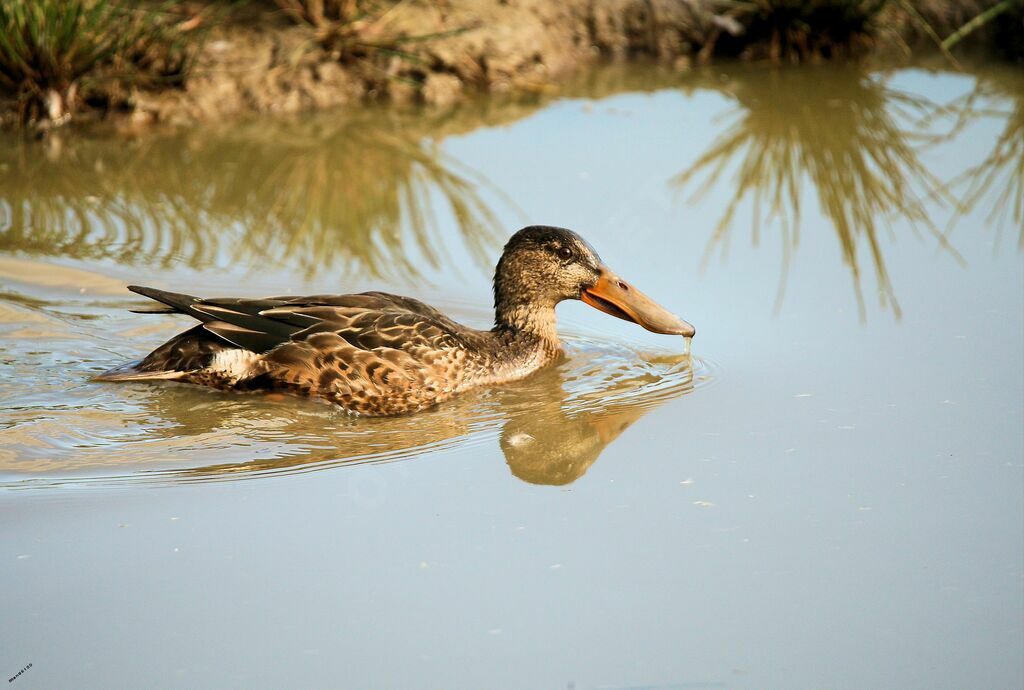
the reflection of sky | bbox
[1,67,1021,690]
[443,89,730,338]
[439,76,1021,690]
[436,67,1022,436]
[441,68,1010,330]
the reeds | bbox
[0,0,200,126]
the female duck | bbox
[99,226,695,415]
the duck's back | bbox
[98,287,488,415]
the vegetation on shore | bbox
[0,0,209,126]
[0,0,1020,130]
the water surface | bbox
[0,61,1021,689]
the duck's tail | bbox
[93,285,208,382]
[126,285,200,315]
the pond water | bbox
[0,61,1021,689]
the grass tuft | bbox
[0,0,201,127]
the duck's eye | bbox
[556,246,574,261]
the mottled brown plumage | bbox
[97,226,695,415]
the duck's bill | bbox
[581,267,696,337]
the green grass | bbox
[0,0,199,126]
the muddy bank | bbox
[2,0,1015,130]
[121,0,709,127]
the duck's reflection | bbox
[0,110,505,280]
[673,65,964,319]
[493,350,694,484]
[499,403,648,485]
[4,347,692,487]
[172,350,693,486]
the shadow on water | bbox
[672,64,975,319]
[0,333,712,489]
[0,109,508,281]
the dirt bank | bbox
[2,0,1013,130]
[122,0,711,127]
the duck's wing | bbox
[126,285,469,355]
[109,286,480,413]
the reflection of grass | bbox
[946,67,1024,249]
[673,65,959,318]
[0,109,505,280]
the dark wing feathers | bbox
[128,285,467,355]
[133,324,232,374]
[129,306,177,314]
[191,303,296,352]
[202,320,286,353]
[127,285,201,315]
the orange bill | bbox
[581,267,695,337]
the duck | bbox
[97,226,695,416]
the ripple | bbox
[558,332,719,412]
[0,329,719,490]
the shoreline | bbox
[0,0,1016,133]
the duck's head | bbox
[493,225,695,338]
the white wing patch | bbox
[210,349,261,381]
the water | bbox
[0,61,1021,689]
